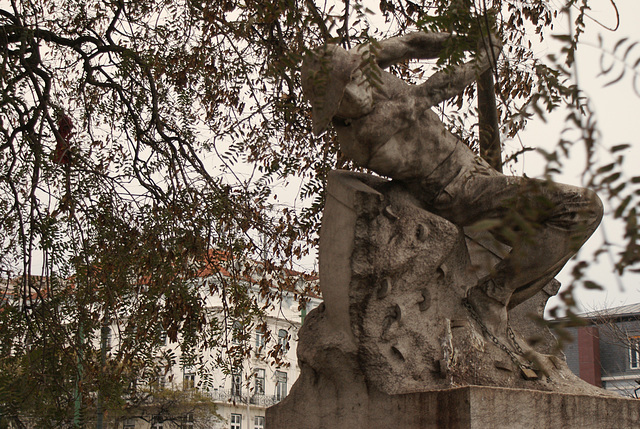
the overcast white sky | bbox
[280,1,640,313]
[510,0,640,312]
[294,0,640,313]
[20,1,638,314]
[195,1,640,314]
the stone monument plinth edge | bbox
[266,384,640,429]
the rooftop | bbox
[580,302,640,320]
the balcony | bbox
[202,389,280,408]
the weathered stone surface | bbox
[302,31,603,343]
[284,27,613,427]
[267,384,640,429]
[313,170,600,394]
[266,170,626,428]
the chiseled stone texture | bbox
[267,384,640,428]
[267,170,630,428]
[313,170,604,394]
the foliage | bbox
[0,0,318,425]
[373,0,640,318]
[1,0,639,426]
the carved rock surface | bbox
[316,170,603,393]
[267,170,618,429]
[349,178,474,393]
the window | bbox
[181,413,194,429]
[129,377,137,393]
[278,329,288,350]
[254,416,265,429]
[255,330,265,353]
[151,418,164,429]
[231,372,242,397]
[232,321,243,344]
[630,337,640,369]
[127,324,138,336]
[156,375,166,390]
[275,370,287,401]
[254,368,265,395]
[103,326,112,350]
[183,367,195,390]
[230,413,242,429]
[122,419,136,429]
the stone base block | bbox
[266,385,640,429]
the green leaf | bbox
[551,34,571,42]
[615,195,632,219]
[623,42,638,62]
[611,144,630,153]
[602,172,621,184]
[613,37,629,54]
[605,70,626,87]
[583,281,603,290]
[596,163,615,174]
[610,182,626,197]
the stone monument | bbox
[266,31,640,428]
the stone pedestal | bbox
[267,170,634,428]
[267,385,640,429]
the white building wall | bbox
[113,273,320,429]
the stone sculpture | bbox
[265,31,633,429]
[300,31,602,359]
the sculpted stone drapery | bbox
[265,32,633,429]
[301,32,602,351]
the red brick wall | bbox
[578,326,602,387]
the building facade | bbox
[104,266,321,429]
[561,303,640,398]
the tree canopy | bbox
[1,0,639,426]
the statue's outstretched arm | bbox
[415,36,501,106]
[374,32,452,69]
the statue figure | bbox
[266,32,623,429]
[301,32,603,344]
